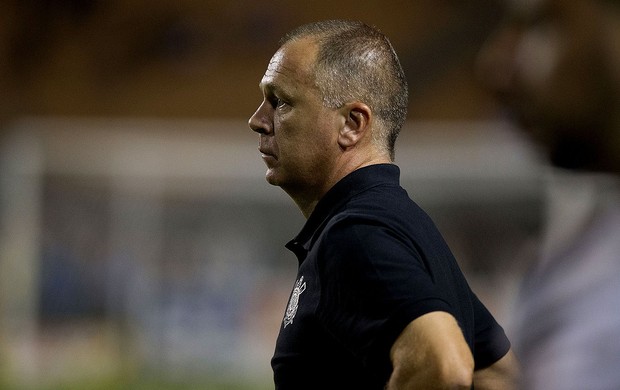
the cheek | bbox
[274,106,340,164]
[273,118,312,166]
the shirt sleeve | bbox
[470,291,511,369]
[314,217,455,378]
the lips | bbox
[258,135,277,162]
[259,147,278,166]
[258,137,277,159]
[259,148,276,159]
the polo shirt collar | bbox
[285,163,400,262]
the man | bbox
[249,20,517,389]
[477,0,620,389]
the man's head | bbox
[476,0,620,172]
[279,20,409,160]
[249,20,408,215]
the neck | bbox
[286,153,392,219]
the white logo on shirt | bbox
[283,276,306,328]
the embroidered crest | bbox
[283,276,306,328]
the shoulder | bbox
[313,208,430,291]
[320,208,414,259]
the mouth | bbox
[259,148,277,161]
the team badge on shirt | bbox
[283,276,306,328]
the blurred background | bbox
[0,0,546,388]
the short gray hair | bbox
[280,20,409,160]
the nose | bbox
[248,100,273,135]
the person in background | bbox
[249,19,518,389]
[476,0,620,389]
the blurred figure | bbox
[477,0,620,389]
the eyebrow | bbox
[259,80,276,93]
[259,80,292,100]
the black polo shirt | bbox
[272,164,510,389]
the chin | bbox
[265,173,278,186]
[265,169,284,187]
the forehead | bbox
[260,38,319,91]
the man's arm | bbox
[386,311,474,389]
[473,349,519,390]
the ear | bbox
[338,102,372,149]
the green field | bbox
[0,376,272,390]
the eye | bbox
[271,96,289,110]
[270,97,291,111]
[264,87,292,110]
